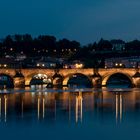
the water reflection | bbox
[115,93,123,123]
[75,91,83,123]
[0,88,139,125]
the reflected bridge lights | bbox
[0,95,8,122]
[37,96,45,120]
[75,91,83,123]
[115,93,123,124]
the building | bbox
[0,58,20,68]
[110,39,125,51]
[105,56,140,68]
[36,57,60,68]
[63,60,84,69]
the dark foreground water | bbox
[0,87,140,140]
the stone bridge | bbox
[0,68,140,88]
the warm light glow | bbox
[38,97,40,120]
[4,95,7,122]
[116,94,118,122]
[64,65,68,69]
[43,98,45,119]
[120,63,123,66]
[75,63,83,68]
[75,92,83,123]
[38,74,42,77]
[4,64,7,67]
[120,94,122,121]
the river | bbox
[0,87,140,140]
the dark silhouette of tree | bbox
[97,38,112,51]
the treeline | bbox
[0,34,80,57]
[1,34,140,67]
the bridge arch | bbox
[26,73,52,86]
[0,73,14,88]
[102,72,134,87]
[63,73,92,88]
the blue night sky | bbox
[0,0,140,44]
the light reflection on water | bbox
[0,88,140,139]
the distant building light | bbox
[120,63,123,66]
[4,64,7,67]
[63,65,69,69]
[42,64,45,67]
[50,63,56,67]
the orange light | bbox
[75,63,83,68]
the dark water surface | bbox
[0,87,140,140]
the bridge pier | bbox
[91,69,102,88]
[132,71,140,88]
[13,70,25,88]
[52,72,63,88]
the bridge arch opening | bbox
[0,74,14,89]
[64,73,92,88]
[30,74,52,89]
[104,73,133,88]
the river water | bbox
[0,87,140,140]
